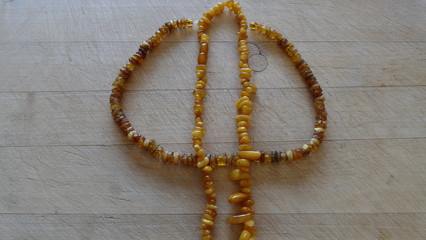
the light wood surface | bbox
[0,0,425,239]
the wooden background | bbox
[0,0,425,239]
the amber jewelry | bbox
[109,2,326,239]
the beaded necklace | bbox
[109,1,326,239]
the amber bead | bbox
[228,213,254,224]
[228,192,251,204]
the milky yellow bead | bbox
[238,151,261,160]
[314,127,325,132]
[230,169,249,181]
[127,130,137,141]
[197,157,209,168]
[236,114,251,122]
[286,150,293,161]
[201,218,214,226]
[228,192,250,204]
[244,220,255,227]
[235,96,250,108]
[173,152,179,164]
[239,230,252,240]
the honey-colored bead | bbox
[238,99,252,110]
[192,130,204,139]
[239,72,251,79]
[238,151,261,160]
[236,114,251,122]
[237,127,248,134]
[235,96,249,108]
[228,213,254,224]
[198,52,208,64]
[202,166,213,173]
[197,157,210,168]
[217,154,227,166]
[202,235,212,240]
[243,198,255,207]
[238,144,252,151]
[239,136,251,144]
[200,229,211,236]
[238,121,250,128]
[239,230,252,240]
[230,169,249,181]
[228,192,250,204]
[241,105,252,115]
[201,218,214,227]
[206,204,217,210]
[172,152,179,164]
[127,130,137,141]
[236,159,251,167]
[200,42,209,53]
[240,178,253,187]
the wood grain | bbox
[0,0,425,239]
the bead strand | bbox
[192,3,226,239]
[110,19,326,168]
[109,18,195,165]
[220,2,258,240]
[249,21,327,160]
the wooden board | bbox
[0,0,425,239]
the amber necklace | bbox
[109,1,326,239]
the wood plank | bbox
[0,0,425,43]
[0,41,424,92]
[0,138,424,214]
[0,213,425,240]
[0,87,424,147]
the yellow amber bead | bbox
[228,213,254,224]
[228,192,250,204]
[238,144,252,151]
[217,154,227,166]
[238,151,261,160]
[186,19,193,27]
[245,220,255,227]
[236,159,250,167]
[239,230,252,240]
[127,130,137,141]
[230,169,249,181]
[236,114,251,122]
[201,218,214,227]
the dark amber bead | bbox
[198,52,208,64]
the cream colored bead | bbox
[314,127,324,132]
[127,130,136,141]
[244,220,255,227]
[197,157,210,168]
[143,139,150,149]
[173,152,179,164]
[239,230,252,240]
[286,150,293,161]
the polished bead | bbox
[230,169,249,181]
[228,192,250,204]
[228,213,254,224]
[236,114,251,122]
[217,154,227,166]
[236,159,250,167]
[238,151,261,160]
[239,230,252,240]
[286,150,293,161]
